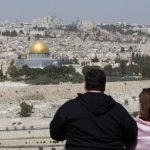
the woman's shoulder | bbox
[135,116,150,127]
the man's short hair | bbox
[85,68,106,91]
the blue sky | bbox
[0,0,149,24]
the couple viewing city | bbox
[50,68,150,150]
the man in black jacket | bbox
[50,68,137,150]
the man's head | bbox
[85,68,106,92]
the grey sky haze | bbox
[0,0,149,24]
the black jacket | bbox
[50,92,137,150]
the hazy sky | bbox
[0,0,150,24]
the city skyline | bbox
[0,0,150,24]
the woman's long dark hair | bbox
[139,88,150,121]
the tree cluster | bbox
[2,30,17,37]
[82,54,150,82]
[7,53,150,84]
[65,22,78,32]
[131,53,150,78]
[103,61,141,81]
[103,53,150,80]
[8,65,83,84]
[100,24,146,36]
[91,55,99,63]
[62,58,79,65]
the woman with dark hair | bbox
[135,88,150,150]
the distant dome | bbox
[29,40,49,54]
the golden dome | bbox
[29,40,49,54]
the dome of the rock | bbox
[29,40,49,54]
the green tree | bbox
[11,30,17,37]
[129,46,133,52]
[38,146,43,150]
[19,30,24,34]
[126,64,140,76]
[91,55,99,63]
[66,22,78,32]
[20,102,33,117]
[124,99,129,106]
[8,66,20,78]
[131,52,135,63]
[115,58,122,63]
[141,65,150,78]
[119,60,127,77]
[2,30,11,36]
[120,47,125,53]
[73,58,79,64]
[104,65,113,76]
[35,34,42,40]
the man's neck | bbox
[86,90,104,93]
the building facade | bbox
[16,40,61,68]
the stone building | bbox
[16,40,61,69]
